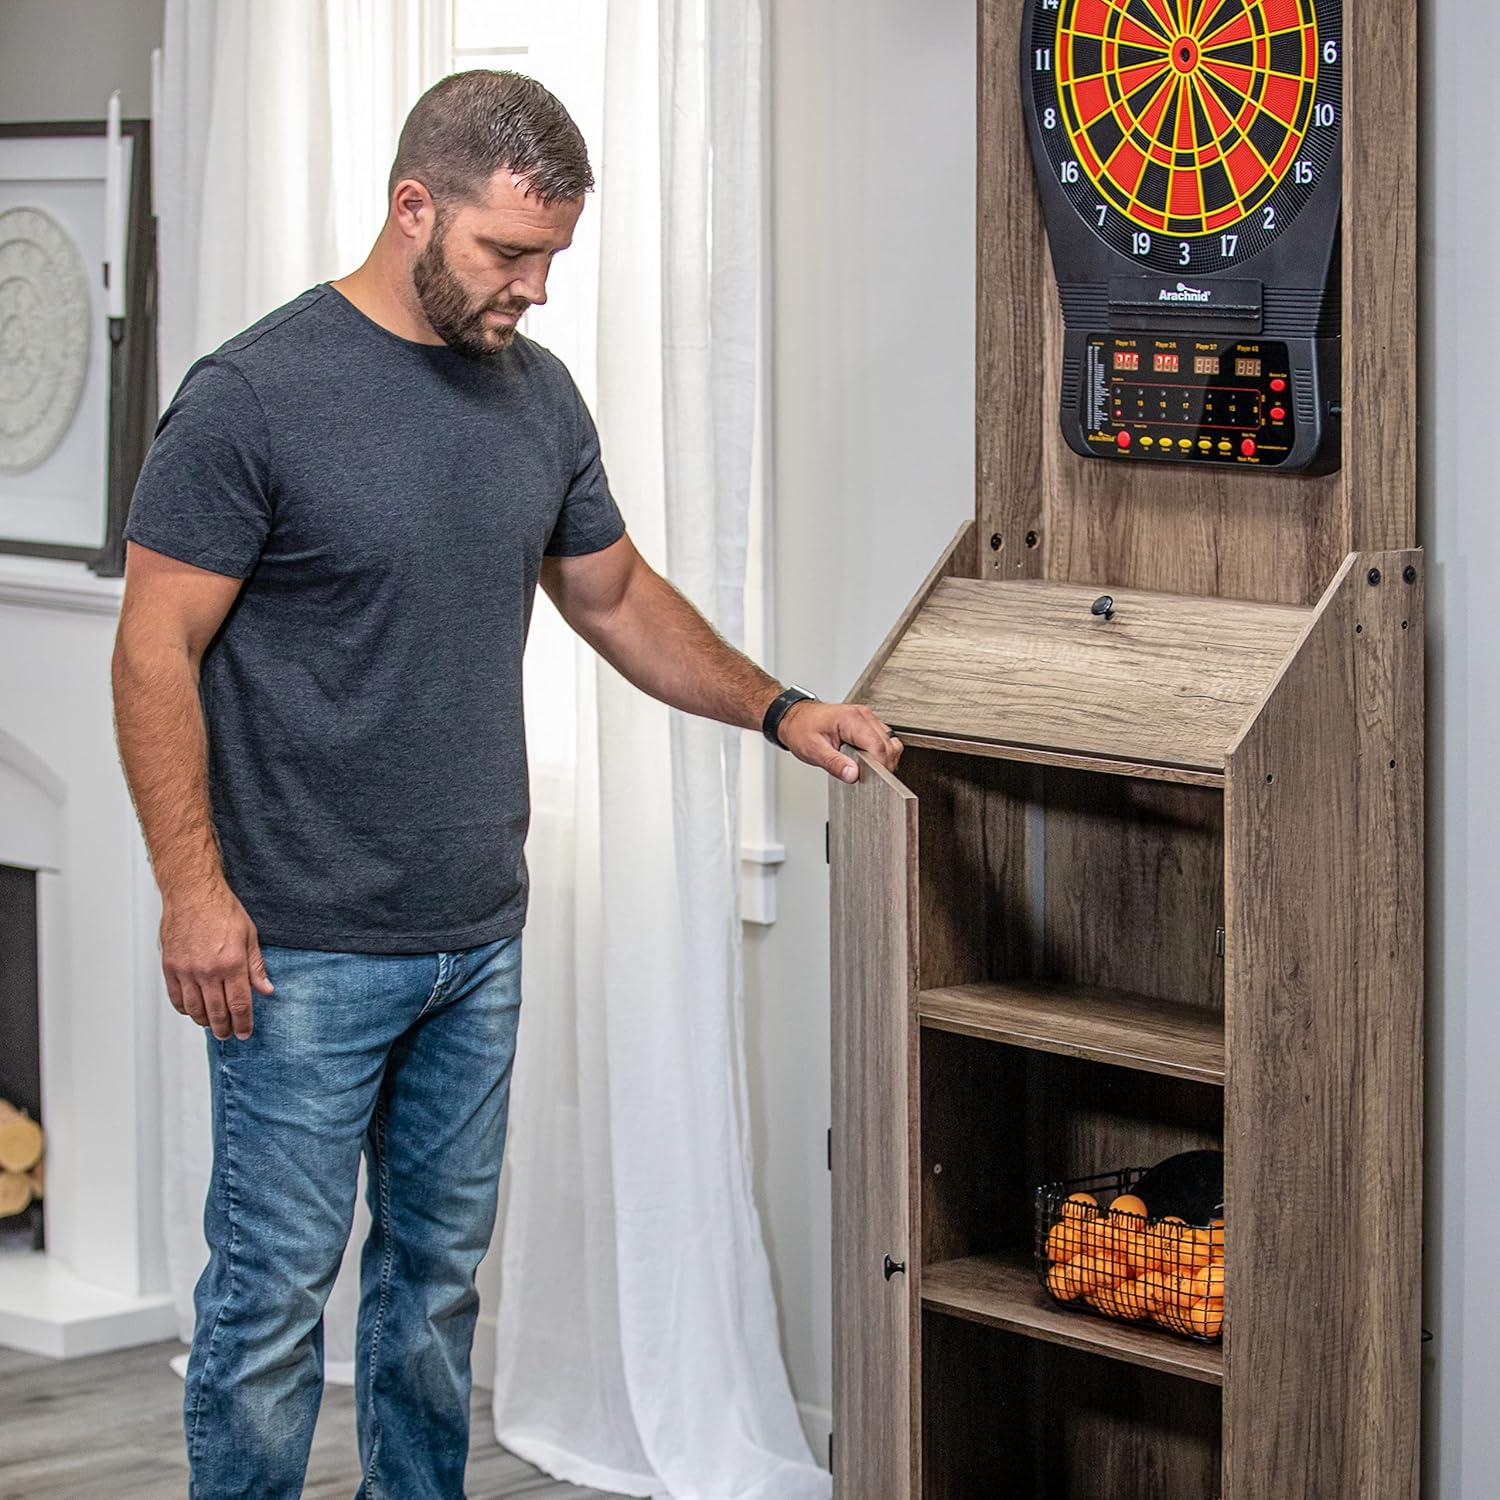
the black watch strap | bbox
[762,685,818,749]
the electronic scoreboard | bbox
[1021,0,1342,472]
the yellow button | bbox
[1140,436,1154,448]
[1198,439,1212,451]
[1217,440,1232,453]
[1178,438,1193,451]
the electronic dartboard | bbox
[1022,0,1343,472]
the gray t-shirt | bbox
[123,282,626,953]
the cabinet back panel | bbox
[1041,769,1225,1010]
[922,1320,1222,1500]
[920,1033,1222,1267]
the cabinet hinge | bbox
[825,820,830,864]
[828,1430,834,1473]
[826,1127,832,1171]
[1214,924,1226,957]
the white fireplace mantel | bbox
[0,552,177,1357]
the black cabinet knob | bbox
[1091,594,1115,621]
[883,1254,906,1280]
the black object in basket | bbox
[1034,1167,1225,1344]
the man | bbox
[112,69,899,1498]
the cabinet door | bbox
[830,752,919,1499]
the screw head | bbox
[1403,564,1417,584]
[990,533,1002,551]
[1367,567,1382,585]
[1025,530,1039,548]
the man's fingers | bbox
[200,977,233,1040]
[164,970,188,1017]
[248,942,275,996]
[817,738,860,783]
[224,971,255,1041]
[840,708,902,769]
[176,974,211,1029]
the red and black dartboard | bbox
[1027,0,1342,276]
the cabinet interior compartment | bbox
[919,1030,1223,1272]
[921,1315,1222,1500]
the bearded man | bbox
[111,69,899,1499]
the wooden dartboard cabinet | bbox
[828,2,1421,1496]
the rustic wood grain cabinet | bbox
[828,4,1421,1496]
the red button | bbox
[1270,406,1286,422]
[1241,438,1257,457]
[1117,431,1132,449]
[1270,378,1287,393]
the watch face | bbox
[1027,0,1343,276]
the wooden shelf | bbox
[918,979,1225,1086]
[921,1252,1223,1387]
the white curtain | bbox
[491,9,826,1497]
[154,0,450,1383]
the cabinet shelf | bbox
[921,1251,1223,1387]
[918,979,1225,1086]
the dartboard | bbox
[1027,0,1342,276]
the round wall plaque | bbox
[0,206,94,475]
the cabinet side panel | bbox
[831,755,920,1499]
[1224,549,1423,1499]
[976,0,1046,581]
[1343,0,1418,551]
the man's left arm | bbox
[540,534,901,782]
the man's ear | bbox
[390,178,436,240]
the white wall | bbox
[1419,3,1500,1495]
[0,0,162,122]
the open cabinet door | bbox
[830,751,919,1499]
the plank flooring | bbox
[0,1339,625,1499]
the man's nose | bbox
[515,266,548,306]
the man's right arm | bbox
[112,539,273,1041]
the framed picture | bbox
[0,120,157,577]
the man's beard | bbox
[411,219,528,359]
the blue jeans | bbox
[183,933,524,1499]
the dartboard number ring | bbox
[1029,0,1343,276]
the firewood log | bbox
[0,1170,32,1217]
[0,1109,44,1173]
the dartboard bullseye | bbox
[1021,0,1343,473]
[1031,0,1341,275]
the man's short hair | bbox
[388,70,593,209]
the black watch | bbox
[762,684,818,749]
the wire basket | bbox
[1034,1168,1225,1343]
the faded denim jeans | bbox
[183,932,524,1499]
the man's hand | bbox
[159,882,275,1041]
[776,700,902,782]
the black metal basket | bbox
[1034,1168,1224,1343]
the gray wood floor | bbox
[0,1338,626,1499]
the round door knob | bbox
[1091,594,1115,621]
[883,1255,906,1280]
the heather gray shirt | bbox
[123,283,626,952]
